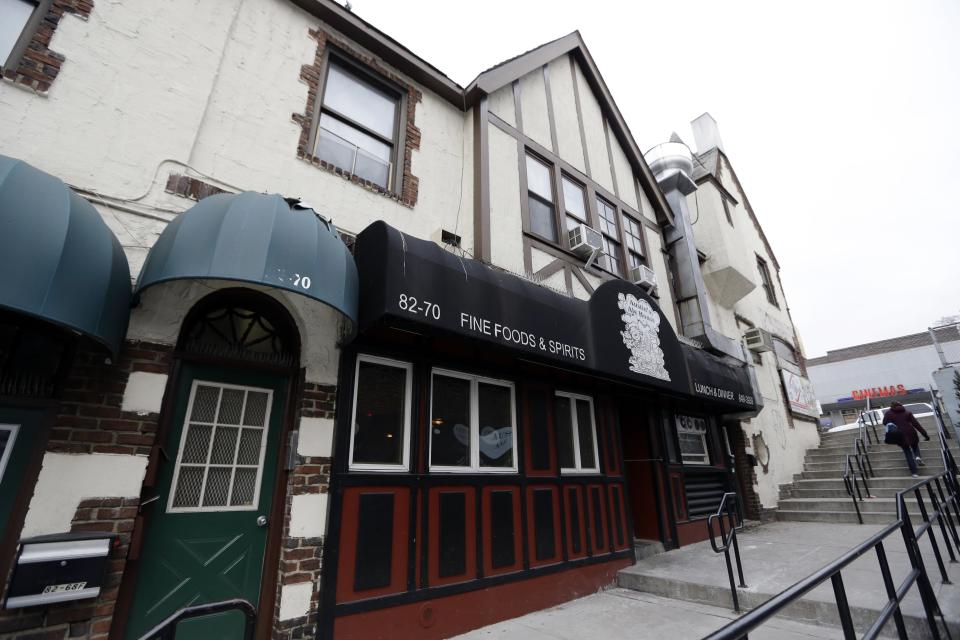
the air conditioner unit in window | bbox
[744,327,774,353]
[567,223,602,261]
[630,265,657,293]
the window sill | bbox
[298,152,413,208]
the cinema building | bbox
[0,1,811,638]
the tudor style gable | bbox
[467,33,681,333]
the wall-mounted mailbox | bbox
[4,532,117,609]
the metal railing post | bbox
[874,541,909,640]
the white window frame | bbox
[676,415,711,466]
[555,391,600,475]
[0,423,20,483]
[166,380,274,514]
[348,354,413,472]
[429,368,518,474]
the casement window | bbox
[773,337,799,366]
[0,0,46,70]
[595,197,623,276]
[314,58,402,190]
[555,392,600,473]
[525,154,559,242]
[621,213,645,271]
[521,148,649,279]
[0,424,18,483]
[756,256,779,307]
[349,355,413,471]
[430,369,517,472]
[562,176,588,232]
[676,415,710,466]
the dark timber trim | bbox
[512,80,524,133]
[473,97,491,262]
[542,65,560,155]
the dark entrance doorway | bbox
[620,400,665,543]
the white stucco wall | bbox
[518,67,552,152]
[488,126,525,276]
[547,57,586,174]
[128,279,343,384]
[572,63,613,194]
[22,453,148,536]
[488,84,516,127]
[0,0,472,283]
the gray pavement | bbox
[453,520,960,639]
[451,588,843,640]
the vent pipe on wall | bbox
[645,139,744,362]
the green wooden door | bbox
[125,364,288,639]
[0,407,45,542]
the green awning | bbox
[136,192,358,332]
[0,155,132,356]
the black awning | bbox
[683,344,757,412]
[0,154,131,356]
[354,221,689,394]
[135,192,358,333]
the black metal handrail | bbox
[707,492,747,612]
[703,471,960,640]
[136,599,256,640]
[842,410,877,524]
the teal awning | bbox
[0,155,132,356]
[136,192,358,332]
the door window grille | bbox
[168,381,273,512]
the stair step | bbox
[774,509,895,524]
[802,467,943,479]
[778,497,932,515]
[788,476,939,490]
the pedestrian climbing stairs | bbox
[776,416,960,524]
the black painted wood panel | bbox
[354,493,394,591]
[533,489,555,561]
[490,490,516,569]
[439,492,467,578]
[612,485,625,547]
[568,487,582,554]
[591,486,604,552]
[527,389,551,471]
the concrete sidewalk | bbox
[454,520,960,639]
[618,520,960,637]
[452,588,842,640]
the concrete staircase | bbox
[776,417,958,524]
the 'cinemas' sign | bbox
[851,385,908,400]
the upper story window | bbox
[621,213,645,271]
[562,176,587,232]
[315,58,401,190]
[520,149,649,281]
[773,337,799,366]
[525,154,558,242]
[756,255,779,307]
[0,0,39,70]
[596,197,623,277]
[430,369,517,473]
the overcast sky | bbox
[346,0,960,356]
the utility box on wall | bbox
[4,532,117,609]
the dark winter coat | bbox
[882,406,929,448]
